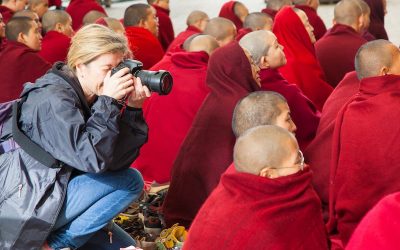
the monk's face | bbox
[15,0,28,11]
[234,3,249,23]
[0,14,5,38]
[244,50,261,86]
[274,102,297,134]
[60,17,74,37]
[21,20,42,51]
[144,7,159,37]
[265,35,287,69]
[198,17,210,32]
[361,12,371,31]
[296,10,316,44]
[32,0,49,18]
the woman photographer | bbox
[0,24,150,249]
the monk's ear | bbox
[138,19,147,28]
[17,32,26,44]
[259,167,276,178]
[379,66,390,76]
[55,22,63,33]
[259,55,270,69]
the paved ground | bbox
[104,0,400,46]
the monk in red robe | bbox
[0,0,17,23]
[203,17,237,47]
[184,125,328,250]
[315,0,367,87]
[346,192,400,249]
[236,12,272,41]
[0,17,51,103]
[166,10,208,53]
[39,10,73,64]
[363,0,388,39]
[293,0,327,40]
[261,0,291,20]
[273,7,333,111]
[147,0,174,51]
[66,0,107,31]
[327,40,400,246]
[218,1,248,30]
[124,3,164,70]
[304,71,359,221]
[132,35,219,184]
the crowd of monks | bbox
[0,0,399,249]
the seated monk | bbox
[66,0,107,31]
[166,10,209,53]
[184,124,328,250]
[132,35,219,184]
[315,0,367,87]
[124,3,164,69]
[236,12,273,41]
[304,71,359,221]
[327,40,400,246]
[203,17,237,47]
[357,0,375,41]
[39,10,73,64]
[0,14,5,51]
[27,0,48,19]
[261,0,292,20]
[293,0,327,40]
[0,0,18,23]
[82,10,106,26]
[218,1,248,30]
[95,17,125,35]
[363,0,388,40]
[346,192,400,249]
[147,0,174,51]
[163,30,291,228]
[273,6,333,111]
[0,16,51,103]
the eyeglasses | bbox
[270,150,305,172]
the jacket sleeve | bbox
[26,91,147,173]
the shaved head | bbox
[334,0,363,27]
[83,10,107,26]
[233,1,249,22]
[234,125,298,175]
[355,40,400,80]
[204,17,237,47]
[189,34,219,55]
[183,33,201,51]
[186,10,208,26]
[239,30,274,66]
[244,12,273,31]
[232,91,287,137]
[42,10,70,33]
[266,0,292,11]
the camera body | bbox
[111,59,173,95]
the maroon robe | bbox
[184,165,328,250]
[166,25,201,53]
[363,0,388,40]
[327,74,400,246]
[39,31,71,65]
[304,71,359,218]
[261,8,277,20]
[0,5,14,24]
[315,24,367,87]
[163,42,260,228]
[48,0,62,8]
[346,192,400,249]
[152,4,174,51]
[218,1,243,30]
[66,0,107,31]
[260,68,320,150]
[235,27,251,41]
[295,5,327,41]
[132,51,210,184]
[0,41,51,103]
[125,26,164,70]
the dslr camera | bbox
[111,59,173,95]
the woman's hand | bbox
[127,77,151,108]
[102,67,134,101]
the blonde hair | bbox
[67,24,130,71]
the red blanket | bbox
[273,6,333,111]
[0,41,51,103]
[315,24,366,87]
[184,165,328,250]
[125,26,164,70]
[39,31,71,65]
[0,5,14,24]
[304,71,359,216]
[327,74,400,245]
[218,1,243,30]
[166,26,201,53]
[163,42,260,228]
[363,0,388,40]
[66,0,107,31]
[260,68,320,150]
[295,5,327,41]
[132,51,210,184]
[346,192,400,249]
[153,4,174,51]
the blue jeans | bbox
[47,168,144,249]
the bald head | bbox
[234,125,298,175]
[355,40,400,80]
[334,0,363,30]
[182,33,201,51]
[186,10,209,32]
[204,17,237,47]
[239,30,275,66]
[233,1,249,22]
[188,34,219,55]
[83,10,107,26]
[42,10,70,33]
[13,9,41,30]
[244,12,273,31]
[266,0,292,11]
[232,91,288,137]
